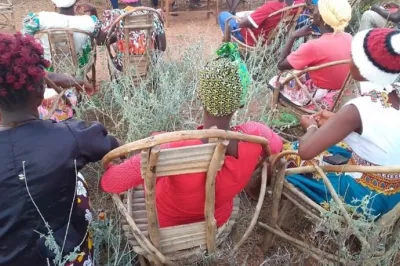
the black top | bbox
[0,119,119,266]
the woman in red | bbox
[101,43,283,228]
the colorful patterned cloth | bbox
[284,142,400,217]
[38,89,78,122]
[199,42,250,116]
[101,6,165,70]
[269,74,338,110]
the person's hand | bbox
[312,110,335,127]
[75,2,97,14]
[79,81,96,96]
[291,25,313,39]
[383,2,399,9]
[300,115,318,131]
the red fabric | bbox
[101,122,283,228]
[287,32,353,90]
[241,0,304,46]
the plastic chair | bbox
[102,129,271,265]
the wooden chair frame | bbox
[270,59,352,115]
[260,151,400,264]
[223,3,306,54]
[105,7,162,85]
[0,0,14,31]
[102,129,271,265]
[36,28,97,87]
[160,0,220,27]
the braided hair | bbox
[0,32,50,112]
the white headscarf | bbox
[318,0,352,33]
[51,0,76,8]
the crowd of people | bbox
[0,0,400,265]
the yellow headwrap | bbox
[318,0,352,33]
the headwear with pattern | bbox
[198,42,250,117]
[51,0,76,8]
[352,28,400,86]
[318,0,351,33]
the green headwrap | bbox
[199,42,251,117]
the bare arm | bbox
[238,16,255,28]
[298,105,362,160]
[46,72,96,96]
[371,5,400,23]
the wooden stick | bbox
[287,69,320,111]
[102,130,271,167]
[285,165,400,175]
[144,147,161,250]
[43,88,67,120]
[231,161,268,254]
[111,194,172,265]
[282,191,321,222]
[205,139,229,254]
[331,72,351,112]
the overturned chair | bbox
[102,129,271,265]
[260,151,400,264]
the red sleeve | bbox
[248,2,276,28]
[232,121,283,154]
[101,154,143,193]
[286,41,317,70]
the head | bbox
[52,0,77,14]
[0,32,50,113]
[313,0,351,33]
[120,0,142,7]
[350,28,400,85]
[198,43,250,127]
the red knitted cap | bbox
[352,28,400,85]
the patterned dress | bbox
[101,7,165,70]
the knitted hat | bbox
[318,0,352,33]
[198,43,250,117]
[352,29,400,86]
[51,0,76,8]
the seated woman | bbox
[81,0,166,71]
[0,32,119,265]
[101,43,283,228]
[218,0,305,47]
[273,0,352,110]
[285,28,400,217]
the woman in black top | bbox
[0,32,119,266]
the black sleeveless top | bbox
[0,119,118,266]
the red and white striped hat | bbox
[352,28,400,85]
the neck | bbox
[59,7,75,16]
[319,25,334,34]
[203,114,231,130]
[0,109,39,126]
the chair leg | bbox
[263,199,293,251]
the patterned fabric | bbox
[38,89,78,122]
[101,7,165,70]
[64,173,94,266]
[22,12,101,68]
[199,43,250,116]
[270,73,339,110]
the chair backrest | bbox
[106,7,161,83]
[103,129,270,255]
[36,28,94,75]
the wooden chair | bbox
[270,59,352,115]
[105,7,161,86]
[35,28,97,87]
[259,151,400,264]
[222,3,306,54]
[102,129,271,265]
[0,0,14,31]
[160,0,220,27]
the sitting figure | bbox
[286,28,400,217]
[101,43,283,227]
[218,0,305,47]
[273,0,352,110]
[359,2,400,31]
[0,32,119,266]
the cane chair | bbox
[102,129,271,265]
[260,152,400,264]
[223,3,306,55]
[0,0,14,31]
[106,7,162,86]
[35,28,97,87]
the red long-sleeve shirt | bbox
[101,122,282,227]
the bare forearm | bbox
[46,72,84,89]
[372,7,400,23]
[278,35,296,70]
